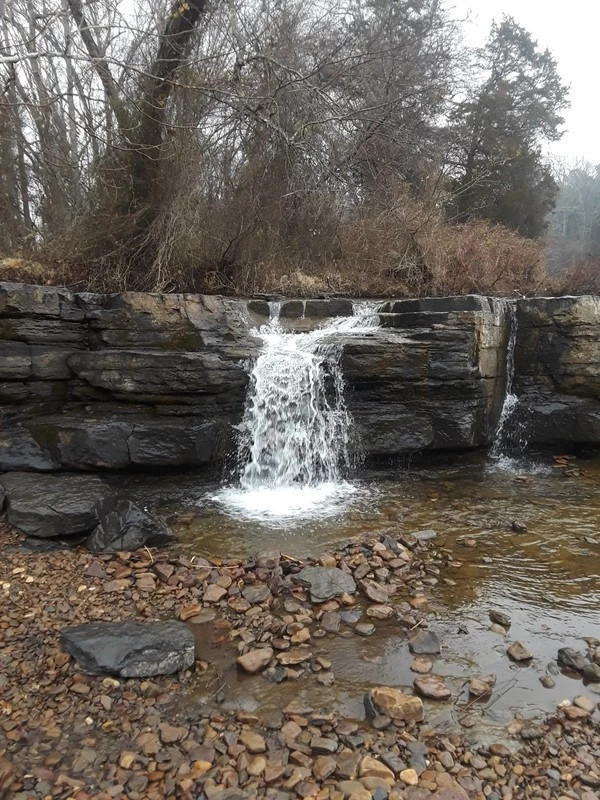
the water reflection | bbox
[119,453,600,728]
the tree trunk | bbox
[129,0,209,215]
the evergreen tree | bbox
[448,16,569,238]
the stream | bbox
[120,452,600,739]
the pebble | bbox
[411,656,433,674]
[355,622,375,636]
[367,604,394,619]
[409,629,441,655]
[414,674,451,700]
[367,687,424,722]
[2,523,598,800]
[359,755,395,782]
[400,768,419,786]
[469,675,496,696]
[239,730,266,753]
[489,609,511,627]
[507,641,533,661]
[237,647,274,673]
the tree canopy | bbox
[0,1,571,294]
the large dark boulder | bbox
[0,472,110,537]
[60,621,195,677]
[87,499,175,553]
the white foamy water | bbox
[213,302,380,520]
[490,301,533,472]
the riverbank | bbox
[1,521,598,800]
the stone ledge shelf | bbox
[1,282,599,472]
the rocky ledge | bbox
[1,522,598,800]
[2,283,600,473]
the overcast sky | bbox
[451,0,600,166]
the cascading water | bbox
[214,302,380,519]
[490,301,529,466]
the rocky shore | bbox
[1,522,599,800]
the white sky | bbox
[451,0,600,165]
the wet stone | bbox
[239,730,266,753]
[335,750,361,779]
[407,741,429,774]
[320,611,341,632]
[573,695,596,713]
[339,608,362,624]
[242,584,271,604]
[469,674,496,696]
[313,756,336,781]
[412,529,437,542]
[367,687,424,722]
[558,647,587,671]
[310,736,337,754]
[360,579,389,604]
[583,663,600,682]
[411,657,433,674]
[237,647,274,673]
[507,641,533,662]
[359,755,395,782]
[489,609,511,627]
[409,630,441,655]
[293,567,356,603]
[355,622,375,636]
[60,620,195,677]
[489,623,507,635]
[414,674,451,700]
[204,584,227,603]
[277,648,312,665]
[366,604,394,619]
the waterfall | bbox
[215,302,380,518]
[491,302,529,463]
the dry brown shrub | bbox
[4,179,549,299]
[549,260,600,296]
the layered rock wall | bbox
[514,296,600,446]
[1,282,598,472]
[0,284,258,471]
[342,296,508,454]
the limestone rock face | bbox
[343,295,508,454]
[515,296,600,446]
[0,281,256,471]
[2,283,600,471]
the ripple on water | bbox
[116,453,600,729]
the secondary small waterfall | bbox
[216,302,380,518]
[491,302,529,463]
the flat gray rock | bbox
[409,629,441,655]
[0,472,110,537]
[60,621,195,677]
[294,566,356,603]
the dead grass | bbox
[0,190,552,298]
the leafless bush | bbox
[550,260,600,295]
[0,0,563,298]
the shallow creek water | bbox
[120,453,600,739]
